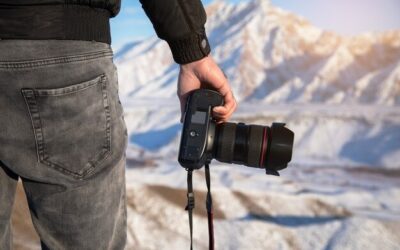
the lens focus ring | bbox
[216,123,236,163]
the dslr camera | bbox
[178,89,294,175]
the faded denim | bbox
[0,40,128,250]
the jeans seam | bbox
[35,74,104,96]
[0,50,113,69]
[21,89,44,164]
[20,75,112,179]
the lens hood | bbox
[265,123,294,173]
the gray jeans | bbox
[0,40,128,249]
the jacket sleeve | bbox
[139,0,211,64]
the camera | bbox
[178,89,294,175]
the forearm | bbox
[139,0,211,64]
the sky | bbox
[110,0,400,51]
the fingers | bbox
[203,67,237,122]
[178,56,237,123]
[213,90,237,122]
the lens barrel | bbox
[214,122,294,173]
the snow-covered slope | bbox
[111,2,400,249]
[115,0,400,105]
[115,0,400,168]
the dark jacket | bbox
[0,0,210,64]
[0,0,121,17]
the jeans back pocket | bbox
[21,74,111,179]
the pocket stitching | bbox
[34,75,104,96]
[21,74,112,179]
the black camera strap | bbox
[185,163,215,250]
[185,170,195,250]
[205,163,215,250]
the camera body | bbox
[178,89,223,169]
[178,89,294,175]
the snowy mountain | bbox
[115,0,400,105]
[115,0,400,168]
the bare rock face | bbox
[122,166,400,250]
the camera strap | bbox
[185,169,195,250]
[205,163,215,250]
[185,163,215,250]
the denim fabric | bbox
[0,40,128,249]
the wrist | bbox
[180,55,209,69]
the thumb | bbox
[179,92,191,123]
[180,97,186,123]
[178,68,201,123]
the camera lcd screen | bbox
[191,111,207,124]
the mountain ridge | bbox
[115,0,400,106]
[116,0,400,168]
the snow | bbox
[117,97,400,249]
[12,0,400,249]
[122,100,400,169]
[124,160,400,250]
[115,0,400,106]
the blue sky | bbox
[110,0,400,50]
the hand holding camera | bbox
[178,55,237,123]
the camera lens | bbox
[214,122,294,173]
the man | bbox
[0,0,236,249]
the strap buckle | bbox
[185,192,195,210]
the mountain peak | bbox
[116,0,400,106]
[254,0,272,9]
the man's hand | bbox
[178,55,237,123]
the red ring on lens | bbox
[259,127,268,167]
